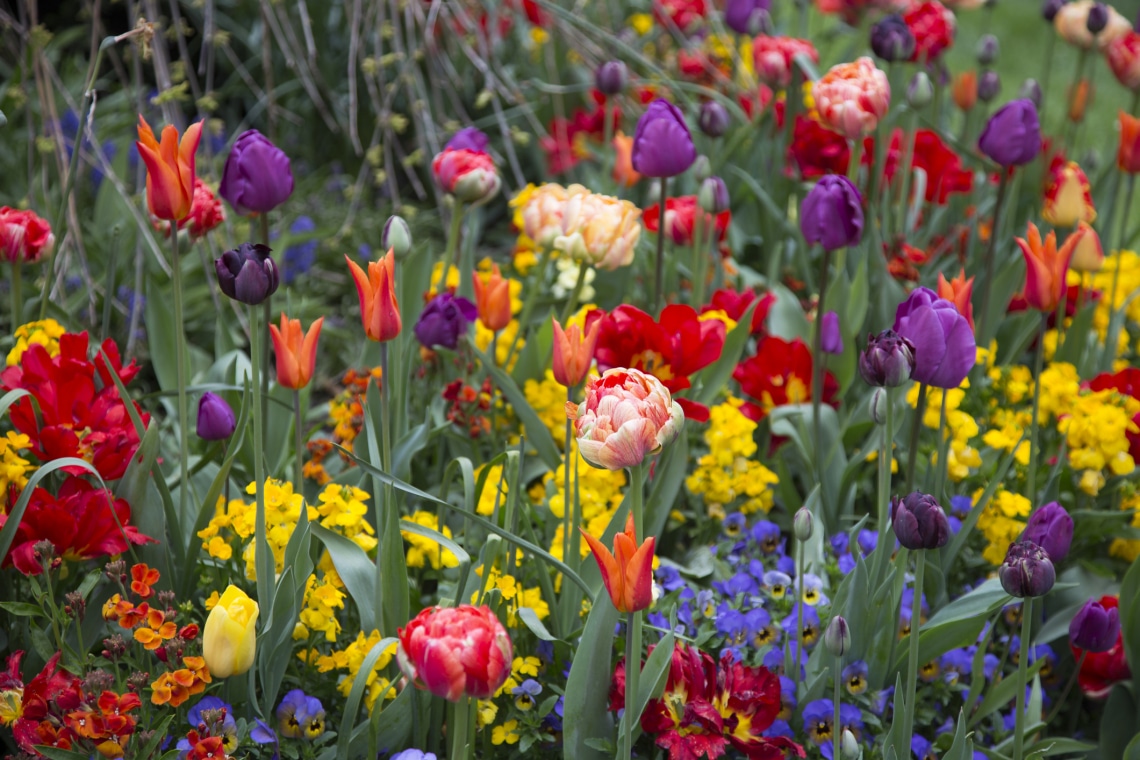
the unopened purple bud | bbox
[976,34,1000,66]
[698,176,730,214]
[382,215,412,258]
[908,72,934,108]
[999,541,1056,598]
[1042,0,1065,22]
[1069,598,1120,652]
[978,71,1001,103]
[595,61,628,96]
[219,130,294,216]
[800,175,864,251]
[1019,79,1043,109]
[197,392,236,441]
[824,615,850,657]
[821,311,843,355]
[858,329,915,388]
[698,100,730,138]
[890,492,950,551]
[215,243,280,305]
[1087,2,1108,33]
[870,14,916,63]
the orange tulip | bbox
[937,269,975,331]
[1015,222,1084,313]
[951,71,978,112]
[551,316,600,388]
[611,132,641,188]
[473,264,511,331]
[269,313,324,390]
[1118,111,1140,173]
[346,249,401,342]
[580,512,655,614]
[136,116,202,222]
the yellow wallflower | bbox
[6,319,66,366]
[975,489,1032,565]
[629,13,653,35]
[1109,491,1140,562]
[686,398,780,514]
[403,510,460,569]
[0,431,34,508]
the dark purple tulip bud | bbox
[725,0,772,35]
[890,492,951,550]
[219,130,294,216]
[976,34,1000,66]
[978,71,1001,103]
[197,392,236,441]
[908,72,934,108]
[870,14,917,63]
[821,311,843,354]
[1021,502,1073,563]
[800,175,864,252]
[978,99,1042,167]
[595,61,629,96]
[824,615,850,657]
[892,287,976,389]
[382,215,412,258]
[215,243,280,305]
[999,541,1056,598]
[698,100,730,138]
[859,329,916,387]
[444,127,489,153]
[1042,0,1065,22]
[631,99,696,178]
[1087,2,1108,33]
[414,292,477,350]
[1019,79,1043,109]
[1069,598,1121,652]
[698,176,730,214]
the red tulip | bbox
[397,605,512,702]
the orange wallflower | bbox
[472,264,511,331]
[129,563,160,598]
[346,249,401,342]
[135,116,202,221]
[937,269,975,331]
[580,512,655,613]
[1015,222,1084,313]
[269,313,324,390]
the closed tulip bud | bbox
[978,71,1001,102]
[870,14,917,62]
[698,101,730,138]
[347,249,401,342]
[203,585,259,678]
[800,175,864,251]
[824,615,850,657]
[891,492,951,550]
[1069,598,1121,652]
[999,540,1056,598]
[595,61,628,96]
[870,388,888,425]
[821,311,843,355]
[908,71,934,108]
[698,176,730,214]
[1042,0,1064,22]
[197,392,236,441]
[1087,2,1108,32]
[725,0,770,34]
[268,313,324,390]
[1020,79,1043,109]
[858,329,916,388]
[793,507,814,542]
[215,243,280,305]
[693,155,712,183]
[382,216,412,258]
[581,512,656,613]
[841,729,861,760]
[1021,502,1073,563]
[976,34,1000,65]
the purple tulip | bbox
[890,492,951,550]
[1069,598,1121,653]
[892,287,976,389]
[219,130,294,216]
[870,14,916,62]
[725,0,771,35]
[445,127,490,153]
[1022,502,1073,563]
[821,311,843,355]
[1042,0,1064,22]
[414,293,477,350]
[698,100,730,138]
[196,393,236,441]
[215,243,280,305]
[859,329,916,387]
[978,71,1001,103]
[1087,2,1108,32]
[978,99,1041,167]
[595,62,628,96]
[999,541,1055,598]
[800,175,864,251]
[631,99,696,178]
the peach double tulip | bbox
[813,57,891,140]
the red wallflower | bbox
[0,476,155,576]
[654,0,707,30]
[1071,595,1132,699]
[591,304,726,421]
[702,288,775,336]
[903,0,956,62]
[733,336,839,423]
[0,332,149,481]
[643,196,731,247]
[617,643,805,760]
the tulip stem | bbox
[653,176,668,316]
[9,262,22,331]
[932,390,949,499]
[1026,314,1046,507]
[623,609,642,760]
[690,211,704,308]
[100,226,120,341]
[833,653,842,760]
[795,530,806,675]
[872,390,893,586]
[976,172,1009,344]
[1013,597,1033,760]
[249,303,273,620]
[905,382,928,496]
[1046,649,1086,724]
[293,389,304,495]
[450,696,470,760]
[628,462,646,542]
[260,214,272,446]
[560,262,588,323]
[902,549,925,753]
[171,229,190,530]
[812,246,833,481]
[1040,31,1056,127]
[563,412,573,583]
[438,201,465,297]
[1105,173,1136,371]
[895,109,919,238]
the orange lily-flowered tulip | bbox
[1070,221,1105,273]
[937,269,975,331]
[346,249,401,342]
[473,264,512,331]
[612,132,642,188]
[551,316,600,388]
[1042,157,1097,227]
[268,313,324,390]
[1016,222,1084,313]
[136,116,202,222]
[951,71,978,112]
[580,512,655,614]
[1118,111,1140,173]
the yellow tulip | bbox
[202,585,259,678]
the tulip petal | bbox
[581,528,625,610]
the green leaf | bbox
[897,579,1010,683]
[518,606,559,642]
[1119,554,1140,677]
[766,282,811,343]
[943,709,974,760]
[563,596,618,760]
[399,518,473,605]
[371,683,414,758]
[691,300,758,407]
[469,340,561,471]
[336,637,398,760]
[32,748,90,760]
[511,315,554,386]
[144,274,185,394]
[1099,683,1138,760]
[312,525,378,633]
[1024,738,1097,757]
[0,389,32,422]
[0,602,46,618]
[1125,732,1140,760]
[968,658,1046,728]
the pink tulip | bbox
[567,368,684,471]
[396,605,512,703]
